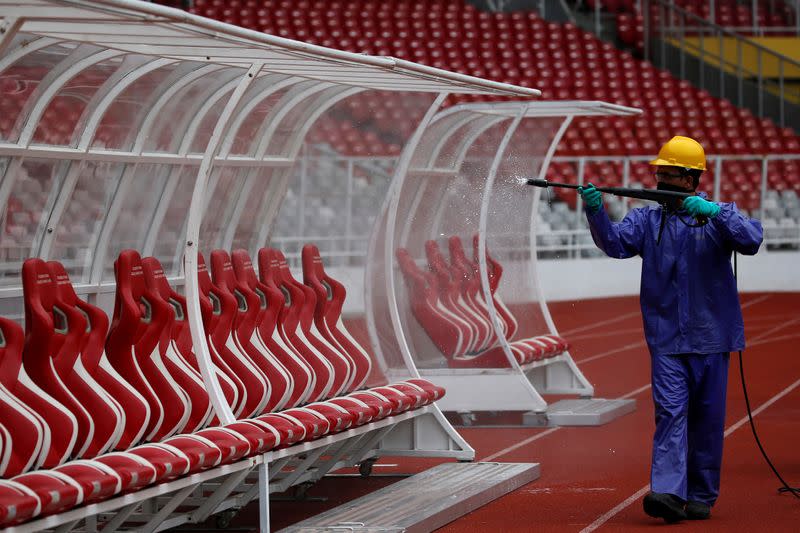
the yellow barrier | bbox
[672,36,800,78]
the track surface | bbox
[439,292,800,532]
[185,292,800,532]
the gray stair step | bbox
[527,398,636,426]
[279,462,540,532]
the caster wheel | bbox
[215,509,236,529]
[293,481,314,500]
[359,458,377,477]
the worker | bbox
[577,136,763,523]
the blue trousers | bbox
[650,352,729,506]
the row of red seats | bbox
[0,245,444,527]
[397,235,568,369]
[186,0,800,158]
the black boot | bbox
[685,501,711,520]
[643,492,687,523]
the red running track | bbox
[188,292,800,531]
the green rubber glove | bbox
[578,182,603,213]
[683,195,721,218]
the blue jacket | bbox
[586,196,763,357]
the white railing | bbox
[269,151,800,263]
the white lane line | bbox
[724,377,800,437]
[559,311,641,336]
[568,327,644,342]
[741,294,771,309]
[619,383,651,399]
[573,341,647,364]
[579,377,800,533]
[748,332,800,348]
[481,427,562,462]
[479,382,653,462]
[749,317,800,344]
[571,293,775,364]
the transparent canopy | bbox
[368,102,640,379]
[0,0,544,417]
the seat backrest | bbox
[227,249,292,412]
[141,257,213,433]
[302,244,372,391]
[196,252,255,418]
[234,249,309,410]
[396,248,463,358]
[46,262,125,457]
[425,241,478,353]
[107,250,188,442]
[258,248,322,405]
[471,234,518,340]
[209,249,271,418]
[447,236,496,352]
[0,317,49,476]
[22,259,94,457]
[276,249,351,398]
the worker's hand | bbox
[578,182,603,213]
[683,195,721,218]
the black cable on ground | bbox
[734,252,800,499]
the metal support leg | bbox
[190,468,253,523]
[272,447,327,490]
[312,434,369,479]
[139,484,198,533]
[352,425,396,464]
[258,463,270,533]
[53,519,81,533]
[100,502,139,532]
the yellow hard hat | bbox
[649,136,706,171]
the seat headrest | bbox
[141,257,172,301]
[301,243,325,280]
[231,249,258,287]
[196,252,213,294]
[210,250,236,291]
[114,249,146,299]
[22,258,57,313]
[47,261,79,306]
[257,248,281,286]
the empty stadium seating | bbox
[0,247,447,527]
[181,0,800,226]
[397,235,569,369]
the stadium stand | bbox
[187,0,800,220]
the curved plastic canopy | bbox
[0,0,541,422]
[366,100,641,411]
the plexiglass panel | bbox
[0,38,79,142]
[226,73,294,157]
[101,163,175,279]
[91,61,194,150]
[148,166,198,277]
[386,115,517,373]
[480,116,566,363]
[32,53,125,146]
[49,161,123,282]
[144,67,243,153]
[0,158,69,284]
[199,166,249,249]
[230,167,287,253]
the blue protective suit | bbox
[585,195,763,506]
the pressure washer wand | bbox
[526,178,693,205]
